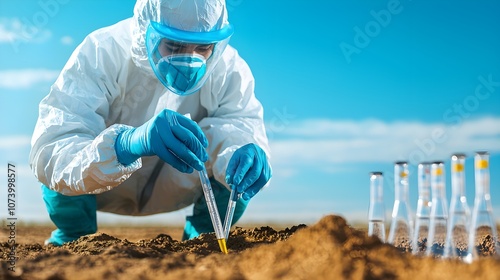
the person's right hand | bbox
[114,109,208,173]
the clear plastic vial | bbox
[368,172,386,242]
[388,162,413,252]
[465,151,498,263]
[412,162,432,256]
[426,161,448,257]
[444,153,470,259]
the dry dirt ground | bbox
[1,215,499,280]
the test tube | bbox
[198,167,228,254]
[223,184,241,239]
[175,113,227,253]
[368,172,386,242]
[412,162,432,256]
[426,161,448,257]
[388,162,414,252]
[444,153,470,259]
[465,151,498,263]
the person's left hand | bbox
[225,143,272,200]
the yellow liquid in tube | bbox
[218,239,228,254]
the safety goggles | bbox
[146,21,233,95]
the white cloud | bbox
[268,117,500,168]
[0,135,32,173]
[0,135,31,149]
[0,17,52,45]
[0,20,16,42]
[60,36,74,45]
[0,69,59,89]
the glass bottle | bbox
[444,153,470,259]
[412,162,432,256]
[465,151,498,263]
[388,161,413,252]
[426,161,448,257]
[368,172,386,242]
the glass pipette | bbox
[198,166,228,254]
[170,113,227,253]
[444,153,470,259]
[368,172,386,242]
[223,184,241,239]
[465,151,498,263]
[388,161,414,252]
[426,161,448,258]
[413,162,431,256]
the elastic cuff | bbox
[115,129,140,166]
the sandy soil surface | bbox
[1,215,499,280]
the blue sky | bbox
[0,0,499,227]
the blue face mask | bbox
[157,54,207,95]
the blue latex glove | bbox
[225,143,272,201]
[115,109,208,173]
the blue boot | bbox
[42,185,97,246]
[182,178,249,240]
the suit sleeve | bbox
[29,34,141,195]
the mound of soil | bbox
[1,215,499,280]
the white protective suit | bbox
[29,0,270,216]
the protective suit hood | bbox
[131,0,230,75]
